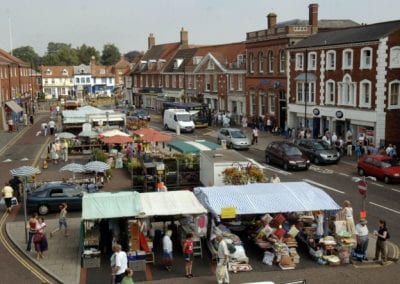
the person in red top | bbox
[183,233,194,278]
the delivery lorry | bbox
[163,108,195,133]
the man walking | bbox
[111,244,128,284]
[215,235,229,284]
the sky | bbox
[1,0,399,56]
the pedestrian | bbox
[29,114,34,125]
[2,182,14,213]
[111,244,128,284]
[50,203,68,237]
[215,234,229,284]
[373,219,390,265]
[340,200,356,234]
[270,174,280,183]
[355,219,369,261]
[48,120,56,135]
[27,213,39,252]
[121,268,134,284]
[56,105,60,117]
[41,122,48,136]
[252,127,259,145]
[156,180,167,192]
[34,217,48,260]
[8,119,14,133]
[62,139,69,162]
[162,230,173,271]
[9,176,22,202]
[183,233,194,278]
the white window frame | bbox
[268,94,275,113]
[296,82,303,102]
[338,74,357,106]
[268,51,274,73]
[359,80,372,108]
[205,74,211,91]
[388,80,400,109]
[258,52,264,73]
[389,46,400,68]
[342,49,353,70]
[295,53,304,71]
[249,89,256,116]
[164,75,169,88]
[308,52,317,71]
[207,60,215,70]
[238,75,243,91]
[296,81,315,104]
[249,53,254,73]
[229,75,235,90]
[326,50,336,70]
[325,80,336,105]
[279,50,286,73]
[360,47,373,70]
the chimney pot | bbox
[267,13,277,29]
[148,33,155,50]
[308,3,319,28]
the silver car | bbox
[217,128,251,150]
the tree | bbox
[41,42,79,65]
[76,44,100,65]
[101,43,121,65]
[11,46,41,70]
[124,50,142,62]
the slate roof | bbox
[291,20,400,49]
[163,48,198,72]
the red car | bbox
[357,154,400,183]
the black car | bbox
[265,141,310,171]
[132,109,151,121]
[294,139,340,164]
[27,182,84,215]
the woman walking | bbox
[34,217,48,260]
[50,203,68,237]
[26,213,38,252]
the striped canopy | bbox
[167,140,221,154]
[10,166,40,177]
[85,161,110,173]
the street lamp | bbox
[352,176,376,215]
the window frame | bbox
[279,50,286,73]
[308,52,317,71]
[249,53,254,73]
[326,50,336,70]
[258,52,264,73]
[360,47,373,70]
[295,53,304,71]
[389,46,400,68]
[388,80,400,109]
[338,74,356,106]
[342,48,353,70]
[268,51,274,73]
[325,80,336,105]
[359,79,372,108]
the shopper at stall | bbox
[355,219,369,261]
[50,203,68,237]
[26,213,38,252]
[121,268,134,284]
[373,220,389,265]
[183,233,194,278]
[112,244,128,284]
[340,200,356,234]
[162,230,173,271]
[215,234,229,284]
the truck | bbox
[163,108,195,133]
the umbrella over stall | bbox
[9,166,41,243]
[100,135,133,144]
[132,128,172,142]
[55,132,76,139]
[59,163,86,180]
[85,161,111,190]
[100,129,130,137]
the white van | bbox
[163,109,195,133]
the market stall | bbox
[194,182,343,269]
[167,140,221,154]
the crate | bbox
[129,260,146,271]
[82,256,101,268]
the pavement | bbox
[0,112,398,284]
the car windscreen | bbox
[314,141,332,150]
[231,131,246,138]
[382,159,400,168]
[176,114,192,122]
[283,145,303,156]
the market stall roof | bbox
[82,191,143,220]
[194,182,340,216]
[140,191,207,216]
[63,106,114,124]
[100,135,133,144]
[6,101,24,113]
[132,128,172,142]
[167,140,221,154]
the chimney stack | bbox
[180,28,188,47]
[308,3,319,28]
[267,13,277,29]
[148,33,155,50]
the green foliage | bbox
[12,46,40,70]
[41,42,79,65]
[101,43,121,65]
[77,44,100,65]
[93,148,107,162]
[124,50,142,62]
[127,158,142,169]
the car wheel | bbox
[228,142,233,149]
[266,156,271,164]
[38,205,49,215]
[314,157,320,165]
[358,168,365,176]
[283,163,289,171]
[384,176,390,184]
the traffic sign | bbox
[358,180,367,195]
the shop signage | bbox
[221,207,236,219]
[335,110,344,119]
[312,108,320,116]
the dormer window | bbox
[174,58,184,69]
[207,60,215,70]
[193,56,202,65]
[46,69,52,75]
[62,69,68,76]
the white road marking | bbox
[246,158,266,169]
[262,164,292,175]
[390,188,400,193]
[338,172,350,177]
[302,179,345,194]
[371,182,384,188]
[369,202,400,215]
[309,165,334,174]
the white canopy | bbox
[140,191,207,216]
[194,182,340,216]
[100,129,130,137]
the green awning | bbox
[167,140,221,154]
[82,191,144,220]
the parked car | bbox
[27,182,84,215]
[132,109,151,121]
[294,139,340,164]
[265,141,310,170]
[217,128,251,150]
[357,154,400,184]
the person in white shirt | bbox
[162,230,173,271]
[112,244,128,284]
[270,174,281,183]
[216,235,229,284]
[355,219,369,261]
[48,120,56,135]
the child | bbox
[183,233,194,278]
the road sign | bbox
[358,180,367,195]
